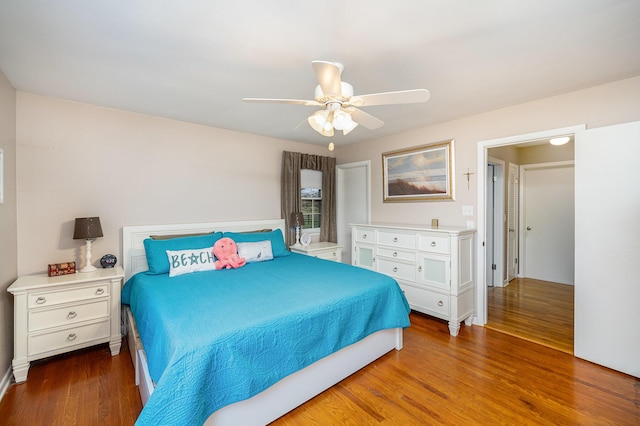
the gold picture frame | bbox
[382,140,455,202]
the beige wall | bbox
[0,70,17,386]
[16,93,330,275]
[336,76,640,228]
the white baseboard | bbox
[0,365,12,402]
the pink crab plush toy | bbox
[213,237,246,270]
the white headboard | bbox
[122,219,286,281]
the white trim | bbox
[475,124,585,325]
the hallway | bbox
[486,278,574,353]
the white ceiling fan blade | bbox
[242,98,321,106]
[350,89,430,107]
[347,107,384,130]
[311,61,343,97]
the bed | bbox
[121,219,410,425]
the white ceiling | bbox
[1,1,639,148]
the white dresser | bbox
[351,223,475,336]
[7,266,123,382]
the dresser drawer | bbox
[376,246,416,263]
[353,227,375,244]
[28,320,110,356]
[418,234,450,254]
[377,258,416,283]
[401,284,450,317]
[377,230,416,250]
[28,284,109,308]
[29,300,110,332]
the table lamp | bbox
[290,212,305,249]
[73,217,103,273]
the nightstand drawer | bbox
[315,249,342,262]
[28,320,110,356]
[29,300,110,332]
[28,284,109,308]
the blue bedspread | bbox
[122,253,410,425]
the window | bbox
[301,169,322,230]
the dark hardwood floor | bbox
[1,312,638,425]
[487,277,574,353]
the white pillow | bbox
[237,240,273,263]
[166,246,216,277]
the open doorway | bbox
[476,126,583,353]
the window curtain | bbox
[281,151,337,246]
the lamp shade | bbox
[73,217,103,240]
[290,212,304,228]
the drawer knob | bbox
[393,252,398,257]
[393,267,398,272]
[363,234,367,239]
[95,288,105,295]
[67,311,77,319]
[438,300,444,307]
[35,296,46,304]
[431,241,437,247]
[418,266,422,272]
[393,237,398,242]
[66,333,77,342]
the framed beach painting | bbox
[382,140,455,202]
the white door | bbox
[486,158,505,288]
[522,163,575,285]
[506,163,519,281]
[486,164,495,287]
[574,121,640,378]
[336,161,370,265]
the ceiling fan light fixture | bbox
[333,109,358,135]
[308,109,329,133]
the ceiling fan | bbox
[243,61,430,149]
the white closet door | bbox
[336,161,370,265]
[506,163,519,282]
[574,121,640,378]
[522,163,574,285]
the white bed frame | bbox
[122,219,403,426]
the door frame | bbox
[475,124,585,325]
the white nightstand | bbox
[7,266,124,383]
[291,242,343,262]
